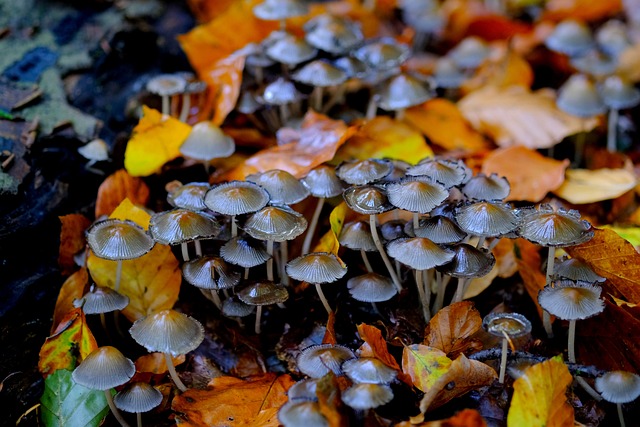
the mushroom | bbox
[265,33,317,71]
[596,20,631,58]
[220,235,271,280]
[339,220,377,275]
[287,378,319,400]
[167,182,209,211]
[303,14,363,56]
[461,173,510,202]
[335,158,392,186]
[342,383,394,411]
[454,201,519,249]
[410,215,466,244]
[342,357,397,384]
[353,38,411,73]
[570,50,617,78]
[377,73,434,121]
[553,257,605,283]
[595,371,640,427]
[386,176,448,231]
[129,309,205,392]
[482,312,532,383]
[75,284,129,334]
[545,19,594,58]
[347,273,398,306]
[246,169,309,206]
[405,157,471,188]
[237,280,289,334]
[179,122,235,172]
[146,74,187,116]
[599,75,640,152]
[432,57,466,98]
[297,344,355,378]
[221,295,255,325]
[182,256,241,310]
[259,77,303,129]
[71,346,135,427]
[286,252,348,314]
[278,400,328,427]
[113,382,163,427]
[253,0,308,31]
[448,37,490,70]
[292,60,347,112]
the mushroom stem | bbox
[607,109,619,153]
[181,243,190,262]
[311,87,324,111]
[164,353,188,392]
[210,290,223,310]
[279,104,290,125]
[396,108,406,121]
[255,305,263,334]
[542,247,555,338]
[136,412,142,427]
[476,236,486,250]
[231,215,238,238]
[322,85,346,113]
[412,213,420,231]
[104,389,131,427]
[369,215,403,292]
[617,403,626,427]
[573,128,586,167]
[194,240,202,257]
[433,272,451,313]
[115,260,123,293]
[179,94,191,122]
[361,250,373,273]
[302,197,325,255]
[315,283,332,314]
[499,338,508,383]
[453,278,468,303]
[244,268,250,280]
[280,241,289,286]
[161,95,170,117]
[568,319,577,363]
[415,270,431,322]
[266,240,274,282]
[365,94,378,120]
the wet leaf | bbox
[38,308,98,377]
[313,202,349,256]
[223,111,355,180]
[542,0,622,22]
[58,214,91,276]
[481,146,569,202]
[565,228,640,304]
[51,268,90,334]
[397,409,488,427]
[172,373,294,426]
[402,344,452,393]
[404,99,489,154]
[337,116,432,164]
[357,323,413,386]
[458,86,598,149]
[135,352,186,374]
[507,356,574,427]
[316,373,348,427]
[554,168,637,204]
[124,106,192,177]
[323,311,338,345]
[205,53,245,126]
[40,369,109,427]
[514,238,547,320]
[600,225,640,248]
[87,199,181,322]
[423,301,483,358]
[95,169,150,218]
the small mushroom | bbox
[432,57,466,93]
[278,400,328,427]
[149,209,221,261]
[482,312,532,383]
[342,357,397,384]
[347,273,397,304]
[342,383,394,410]
[448,37,490,69]
[182,256,241,309]
[599,75,640,152]
[75,284,129,334]
[179,122,235,171]
[297,344,355,378]
[353,38,411,72]
[410,215,466,244]
[405,157,471,188]
[336,159,392,186]
[113,382,163,427]
[167,182,209,211]
[596,20,631,58]
[377,73,434,120]
[265,33,317,70]
[237,280,289,334]
[304,14,363,55]
[595,371,640,427]
[247,169,309,205]
[259,77,302,128]
[545,19,594,57]
[339,220,377,273]
[253,0,308,30]
[386,176,448,230]
[554,257,605,283]
[292,60,347,111]
[461,173,510,201]
[454,201,519,249]
[220,235,271,280]
[287,378,319,401]
[146,74,187,116]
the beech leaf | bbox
[357,323,413,386]
[481,146,569,202]
[396,409,487,427]
[51,268,90,334]
[553,168,637,204]
[507,356,574,427]
[462,45,534,92]
[458,86,597,149]
[313,202,348,256]
[402,344,452,393]
[135,353,186,375]
[316,373,349,427]
[172,373,294,426]
[542,0,622,22]
[514,238,547,320]
[95,169,150,218]
[58,214,91,276]
[423,301,483,358]
[205,53,245,126]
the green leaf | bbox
[41,369,110,427]
[401,344,452,393]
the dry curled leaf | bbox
[172,373,294,427]
[402,345,452,393]
[423,301,483,358]
[404,99,488,154]
[458,86,597,149]
[507,356,574,427]
[58,214,91,276]
[553,168,637,204]
[322,311,338,346]
[205,53,245,126]
[397,409,487,427]
[313,202,348,256]
[357,323,412,386]
[481,146,569,202]
[51,268,89,333]
[95,169,150,218]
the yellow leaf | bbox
[51,268,89,333]
[337,116,433,164]
[554,168,637,204]
[87,200,181,321]
[124,106,192,177]
[458,86,598,149]
[401,344,452,393]
[507,356,574,427]
[600,225,640,248]
[313,202,349,256]
[404,99,489,154]
[462,44,534,92]
[95,169,150,219]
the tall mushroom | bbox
[595,371,640,427]
[482,312,532,383]
[114,382,163,427]
[237,280,289,334]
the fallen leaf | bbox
[423,301,483,358]
[51,268,89,333]
[404,99,489,154]
[402,344,452,393]
[507,356,574,427]
[172,373,294,426]
[617,44,640,83]
[458,86,598,149]
[396,409,488,427]
[223,111,355,180]
[58,214,91,276]
[554,168,637,204]
[87,199,181,321]
[565,228,640,304]
[462,44,534,92]
[38,308,98,377]
[419,353,497,412]
[514,238,546,320]
[313,202,349,256]
[464,265,499,300]
[600,225,640,248]
[481,146,569,202]
[316,373,349,427]
[124,106,192,177]
[95,169,150,218]
[337,116,433,164]
[357,323,412,386]
[465,15,533,41]
[135,352,186,374]
[185,0,236,22]
[542,0,622,22]
[204,53,245,126]
[322,311,338,345]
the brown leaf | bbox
[419,354,497,413]
[541,0,622,22]
[617,44,640,83]
[95,169,150,218]
[51,268,89,333]
[423,301,483,358]
[172,373,294,426]
[481,146,569,202]
[316,373,349,427]
[462,44,534,93]
[465,15,532,41]
[565,228,640,304]
[514,239,546,320]
[323,311,338,345]
[135,352,185,374]
[396,409,488,427]
[357,323,413,386]
[58,214,91,276]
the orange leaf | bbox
[514,238,546,320]
[185,0,236,22]
[204,53,245,126]
[356,323,412,386]
[223,111,355,180]
[542,0,622,22]
[58,214,91,276]
[316,373,349,427]
[396,409,488,427]
[51,268,89,333]
[95,169,150,218]
[507,356,574,427]
[109,198,151,229]
[481,146,569,202]
[124,106,192,177]
[38,308,98,377]
[465,15,532,41]
[404,99,488,154]
[462,45,534,92]
[135,352,185,374]
[338,116,433,164]
[423,301,483,358]
[172,373,294,427]
[565,228,640,304]
[323,311,338,345]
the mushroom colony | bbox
[65,1,640,426]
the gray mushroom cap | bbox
[246,169,310,205]
[287,378,319,401]
[377,73,434,111]
[339,221,377,252]
[278,400,328,427]
[292,60,348,87]
[387,237,454,270]
[353,38,411,71]
[517,204,593,247]
[302,165,344,198]
[149,209,221,245]
[386,176,448,213]
[545,19,595,57]
[556,74,606,117]
[595,371,640,404]
[76,285,129,315]
[236,90,262,114]
[297,344,355,377]
[167,182,209,211]
[336,158,392,185]
[343,185,393,215]
[342,383,394,410]
[570,51,618,78]
[286,252,347,284]
[220,236,271,268]
[448,37,490,69]
[461,173,510,201]
[87,219,155,261]
[179,122,235,161]
[433,57,466,89]
[333,56,368,79]
[129,309,205,357]
[244,205,308,242]
[114,382,163,413]
[406,158,471,188]
[304,15,363,55]
[599,75,640,110]
[204,181,270,216]
[482,312,532,339]
[237,281,289,305]
[554,257,605,283]
[455,201,519,237]
[72,346,135,391]
[146,74,187,96]
[347,273,398,302]
[537,279,604,321]
[411,215,466,244]
[182,256,241,290]
[380,219,408,242]
[342,358,398,384]
[222,296,255,317]
[260,78,301,106]
[596,20,631,57]
[266,34,317,66]
[437,243,496,278]
[253,0,308,21]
